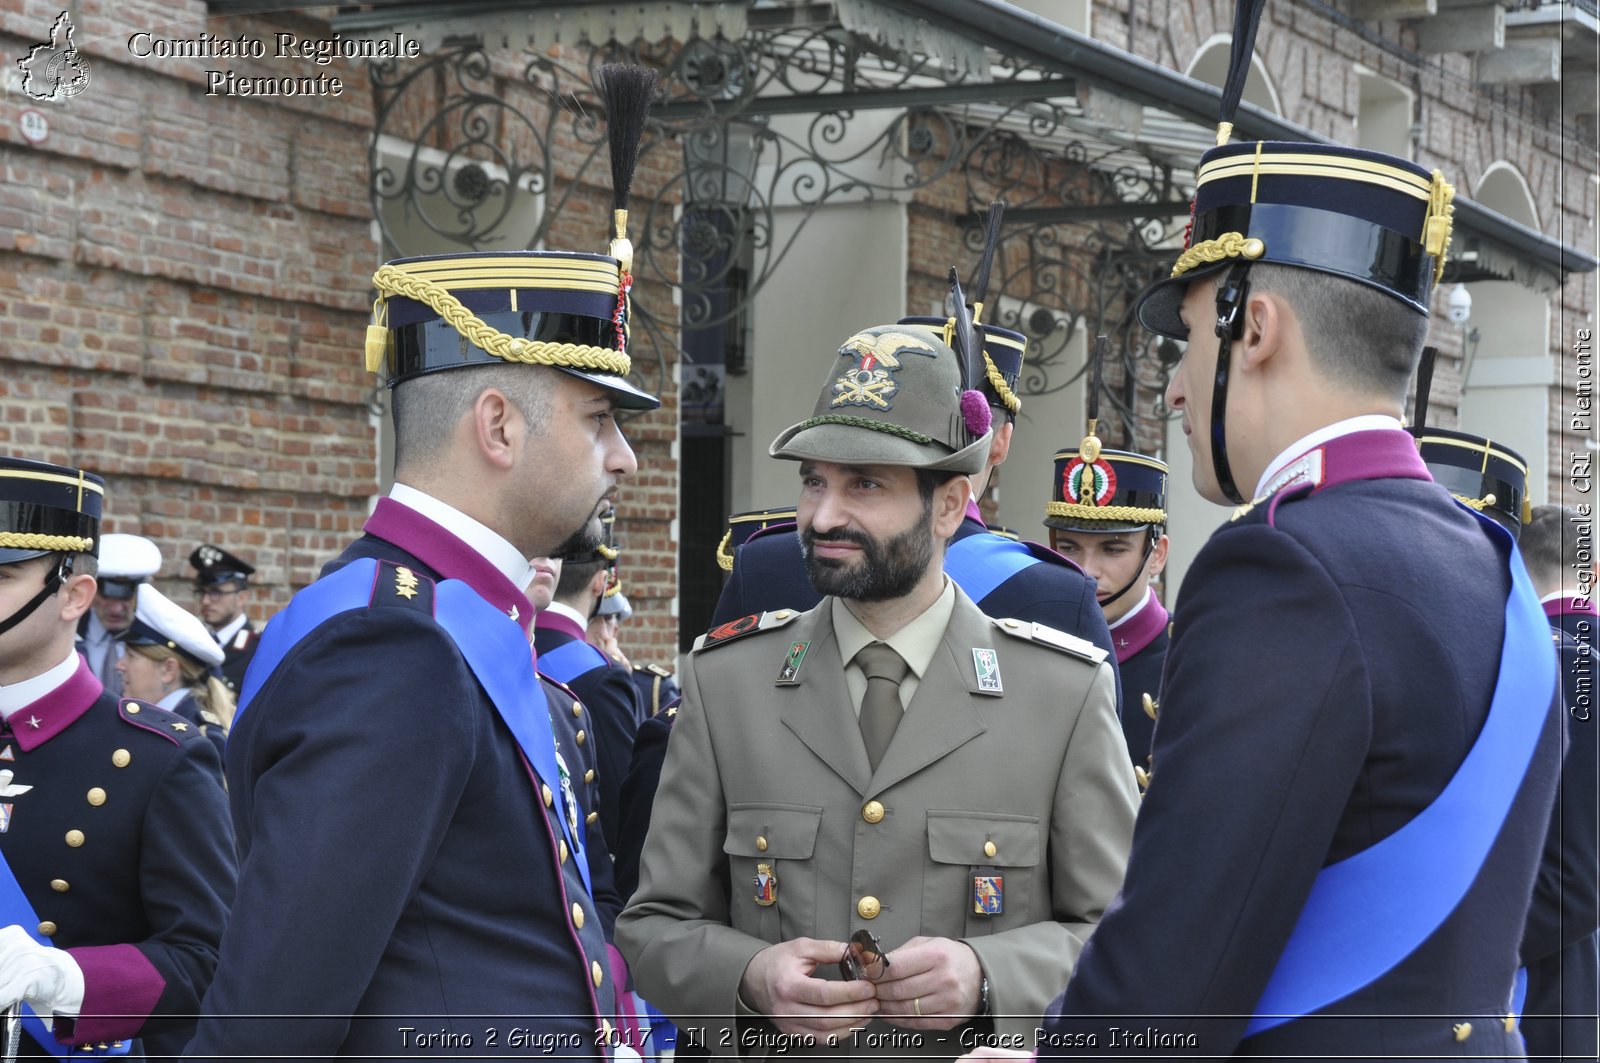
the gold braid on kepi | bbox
[0,533,93,552]
[1171,232,1266,278]
[367,265,631,377]
[1046,502,1167,525]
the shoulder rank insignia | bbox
[646,662,674,678]
[232,629,252,651]
[991,617,1107,665]
[694,609,801,652]
[394,566,420,599]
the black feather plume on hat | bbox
[597,64,659,265]
[949,267,991,439]
[1217,0,1268,143]
[1079,335,1109,464]
[968,201,1006,316]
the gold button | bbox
[37,921,56,936]
[86,788,106,807]
[584,769,595,784]
[591,959,604,987]
[571,701,583,717]
[857,896,880,919]
[1453,1023,1472,1042]
[585,811,598,825]
[111,749,130,768]
[1003,619,1019,629]
[774,610,791,620]
[559,839,568,863]
[126,705,140,714]
[983,840,997,859]
[755,836,768,852]
[50,880,68,893]
[862,801,885,824]
[65,830,84,848]
[601,1020,614,1043]
[575,729,586,746]
[542,785,553,808]
[572,903,585,929]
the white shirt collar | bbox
[544,601,591,630]
[389,483,534,592]
[156,689,189,713]
[212,612,248,646]
[1254,415,1403,500]
[0,652,81,721]
[1108,586,1153,631]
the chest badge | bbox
[776,640,810,684]
[972,648,1003,694]
[754,863,778,906]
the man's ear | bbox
[589,568,612,601]
[59,571,97,623]
[987,420,1014,467]
[470,388,523,472]
[1238,290,1290,373]
[932,475,971,539]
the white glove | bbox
[0,925,84,1018]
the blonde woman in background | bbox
[117,583,234,760]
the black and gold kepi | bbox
[1410,428,1531,538]
[0,456,104,566]
[362,66,661,411]
[1043,338,1168,607]
[715,507,797,572]
[1133,0,1454,505]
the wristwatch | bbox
[978,974,991,1017]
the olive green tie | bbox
[856,642,909,771]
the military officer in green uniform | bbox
[616,289,1138,1058]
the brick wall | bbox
[0,4,683,661]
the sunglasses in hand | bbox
[838,929,891,982]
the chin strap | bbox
[0,555,73,639]
[1209,262,1253,506]
[1097,529,1159,610]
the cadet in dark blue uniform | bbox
[969,36,1564,1055]
[115,583,234,761]
[1516,504,1598,1060]
[535,522,646,856]
[1043,433,1170,767]
[189,64,661,1062]
[188,545,261,695]
[0,457,235,1058]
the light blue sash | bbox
[944,533,1039,603]
[1246,514,1554,1034]
[237,559,589,895]
[539,639,610,685]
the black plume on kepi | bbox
[598,64,659,282]
[1217,0,1268,145]
[968,202,1006,316]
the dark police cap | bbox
[1137,142,1456,340]
[1045,447,1169,535]
[190,543,256,588]
[715,507,798,572]
[0,456,105,566]
[1408,427,1532,538]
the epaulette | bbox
[118,700,205,746]
[693,609,802,652]
[371,559,436,613]
[644,662,674,678]
[991,617,1108,665]
[231,627,257,652]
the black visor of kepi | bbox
[0,458,104,566]
[1136,142,1454,340]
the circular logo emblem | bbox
[1062,457,1117,507]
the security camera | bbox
[1446,283,1472,325]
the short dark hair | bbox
[1521,504,1587,588]
[1232,264,1428,401]
[392,363,558,471]
[555,558,608,601]
[913,468,964,505]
